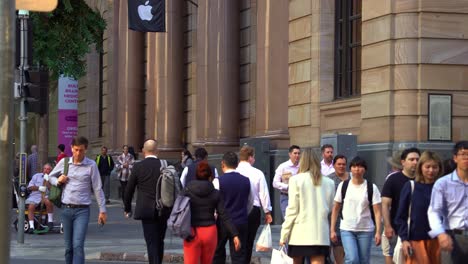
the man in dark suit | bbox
[124,139,169,264]
[213,151,251,264]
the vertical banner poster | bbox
[58,76,78,156]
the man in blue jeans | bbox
[49,136,107,264]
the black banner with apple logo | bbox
[128,0,165,32]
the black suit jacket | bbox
[124,157,161,220]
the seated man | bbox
[26,163,54,233]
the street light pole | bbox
[0,0,15,262]
[16,9,30,244]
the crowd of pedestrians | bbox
[18,136,468,264]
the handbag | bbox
[393,180,414,264]
[256,224,272,252]
[49,157,69,208]
[271,246,293,264]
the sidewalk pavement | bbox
[10,199,384,263]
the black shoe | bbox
[47,222,54,230]
[27,228,35,234]
[105,200,111,205]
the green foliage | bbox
[31,0,106,80]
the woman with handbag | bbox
[395,151,443,264]
[279,149,336,264]
[183,161,240,264]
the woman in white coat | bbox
[280,149,336,264]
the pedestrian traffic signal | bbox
[25,70,49,115]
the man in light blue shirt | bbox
[428,140,468,263]
[49,136,107,264]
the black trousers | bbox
[246,206,261,263]
[119,180,127,204]
[441,231,468,264]
[213,221,248,264]
[141,213,169,264]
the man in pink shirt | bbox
[272,145,301,218]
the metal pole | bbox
[0,0,15,261]
[16,9,30,244]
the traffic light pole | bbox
[0,0,14,262]
[17,10,30,244]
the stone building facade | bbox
[49,0,468,193]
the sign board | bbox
[428,94,452,141]
[16,0,57,12]
[19,153,27,185]
[58,76,78,156]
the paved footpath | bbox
[10,199,384,263]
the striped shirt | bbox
[116,153,135,181]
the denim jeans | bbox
[280,194,289,219]
[61,207,90,264]
[340,230,373,264]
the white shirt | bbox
[26,172,48,204]
[180,162,219,189]
[334,180,381,232]
[321,159,335,176]
[236,161,272,213]
[272,160,299,192]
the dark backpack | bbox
[156,160,182,210]
[340,179,375,224]
[166,189,192,240]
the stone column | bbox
[195,0,240,150]
[256,0,290,148]
[116,0,145,148]
[146,0,184,156]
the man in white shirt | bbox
[321,144,335,176]
[272,145,301,218]
[26,163,54,233]
[236,145,273,262]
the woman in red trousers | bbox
[183,161,240,264]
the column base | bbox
[192,139,240,154]
[254,130,290,149]
[158,146,185,160]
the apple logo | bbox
[138,1,153,21]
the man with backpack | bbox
[124,139,170,264]
[96,146,115,204]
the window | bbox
[334,0,362,99]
